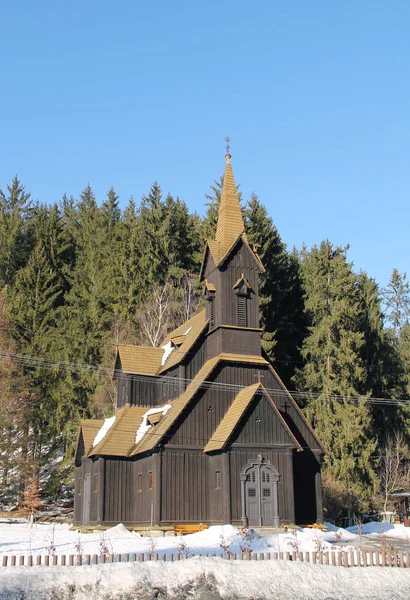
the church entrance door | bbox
[240,455,280,527]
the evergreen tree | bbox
[383,269,410,337]
[0,177,33,290]
[295,241,377,505]
[244,194,306,385]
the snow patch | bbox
[183,327,192,335]
[93,416,116,447]
[161,341,174,365]
[347,521,410,538]
[135,405,171,443]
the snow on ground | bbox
[1,521,410,599]
[0,521,356,558]
[347,521,410,540]
[1,558,410,600]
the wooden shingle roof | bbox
[116,345,164,375]
[204,383,302,453]
[131,352,269,456]
[215,154,248,257]
[89,407,151,457]
[158,310,208,373]
[78,419,104,457]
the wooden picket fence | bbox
[1,549,410,568]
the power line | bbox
[0,348,409,407]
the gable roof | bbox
[114,310,208,378]
[204,383,302,453]
[131,352,269,456]
[158,310,208,373]
[89,407,152,457]
[75,418,104,461]
[199,234,265,281]
[115,345,163,376]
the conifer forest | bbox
[0,175,409,521]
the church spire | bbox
[215,153,248,257]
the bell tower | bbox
[200,152,265,358]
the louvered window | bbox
[209,297,215,328]
[215,471,221,489]
[237,296,247,326]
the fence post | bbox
[349,550,354,567]
[85,555,90,565]
[1,556,7,567]
[131,553,136,562]
[405,551,410,568]
[10,556,16,567]
[305,552,310,563]
[318,552,323,565]
[61,555,66,566]
[324,552,329,565]
[36,556,42,566]
[19,556,24,567]
[399,551,404,567]
[68,555,74,566]
[28,556,33,567]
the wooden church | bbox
[74,153,324,528]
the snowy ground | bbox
[1,521,410,599]
[0,521,359,558]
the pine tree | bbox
[295,241,377,505]
[244,194,306,385]
[0,177,33,290]
[383,269,410,337]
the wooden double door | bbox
[241,456,280,527]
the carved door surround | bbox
[240,455,280,527]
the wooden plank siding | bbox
[160,449,208,523]
[204,239,260,331]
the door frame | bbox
[240,454,280,527]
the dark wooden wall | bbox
[160,449,208,523]
[103,455,153,525]
[204,239,260,330]
[73,458,104,526]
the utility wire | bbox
[0,348,409,407]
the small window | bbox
[78,478,82,494]
[138,474,143,492]
[215,471,221,489]
[251,471,256,483]
[148,471,153,490]
[266,473,270,483]
[248,488,256,497]
[209,297,215,327]
[237,296,247,327]
[263,488,271,498]
[246,473,251,482]
[94,474,99,492]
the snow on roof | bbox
[161,341,174,366]
[135,405,171,444]
[93,415,116,448]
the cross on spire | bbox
[224,136,231,155]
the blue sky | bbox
[1,1,409,289]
